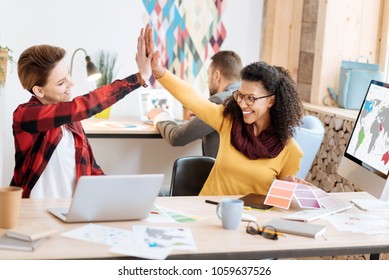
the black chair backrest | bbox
[169,156,215,196]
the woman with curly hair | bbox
[145,26,304,195]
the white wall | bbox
[0,0,263,185]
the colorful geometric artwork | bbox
[142,0,226,91]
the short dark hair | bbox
[210,50,242,81]
[18,45,66,93]
[223,61,303,144]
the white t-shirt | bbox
[30,126,76,199]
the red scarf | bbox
[231,118,285,159]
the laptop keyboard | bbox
[282,203,353,222]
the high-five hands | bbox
[135,26,153,82]
[145,23,154,57]
[144,23,166,79]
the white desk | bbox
[1,192,389,260]
[82,117,161,138]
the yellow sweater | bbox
[158,71,303,195]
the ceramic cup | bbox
[0,187,23,229]
[216,198,243,230]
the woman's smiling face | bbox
[235,80,275,134]
[32,58,74,104]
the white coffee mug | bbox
[216,199,243,230]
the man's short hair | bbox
[210,50,242,81]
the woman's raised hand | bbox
[145,23,154,57]
[135,26,153,82]
[144,23,165,79]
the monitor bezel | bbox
[343,79,389,181]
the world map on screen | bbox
[346,84,389,175]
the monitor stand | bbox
[351,179,389,211]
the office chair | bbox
[293,115,325,179]
[169,156,215,196]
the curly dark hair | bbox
[223,61,303,144]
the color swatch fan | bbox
[264,179,344,210]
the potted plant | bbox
[0,46,14,86]
[94,50,118,118]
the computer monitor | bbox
[337,80,389,210]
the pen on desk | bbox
[205,200,252,210]
[260,228,287,237]
[205,200,219,205]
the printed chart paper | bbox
[110,225,196,260]
[95,121,149,130]
[323,212,389,235]
[62,224,132,246]
[147,205,204,223]
[139,89,176,122]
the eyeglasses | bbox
[233,90,275,106]
[246,221,278,240]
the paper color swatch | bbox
[265,179,345,210]
[264,180,297,209]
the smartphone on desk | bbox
[239,193,273,211]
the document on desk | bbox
[139,89,177,122]
[135,225,196,251]
[95,121,149,130]
[62,224,133,246]
[322,212,389,235]
[147,205,204,223]
[110,225,196,260]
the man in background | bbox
[147,50,242,158]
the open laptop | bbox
[48,174,164,223]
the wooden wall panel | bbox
[377,0,389,75]
[311,0,382,105]
[262,0,389,106]
[261,0,304,81]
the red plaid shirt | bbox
[11,73,145,198]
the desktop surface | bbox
[81,116,162,138]
[1,192,389,260]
